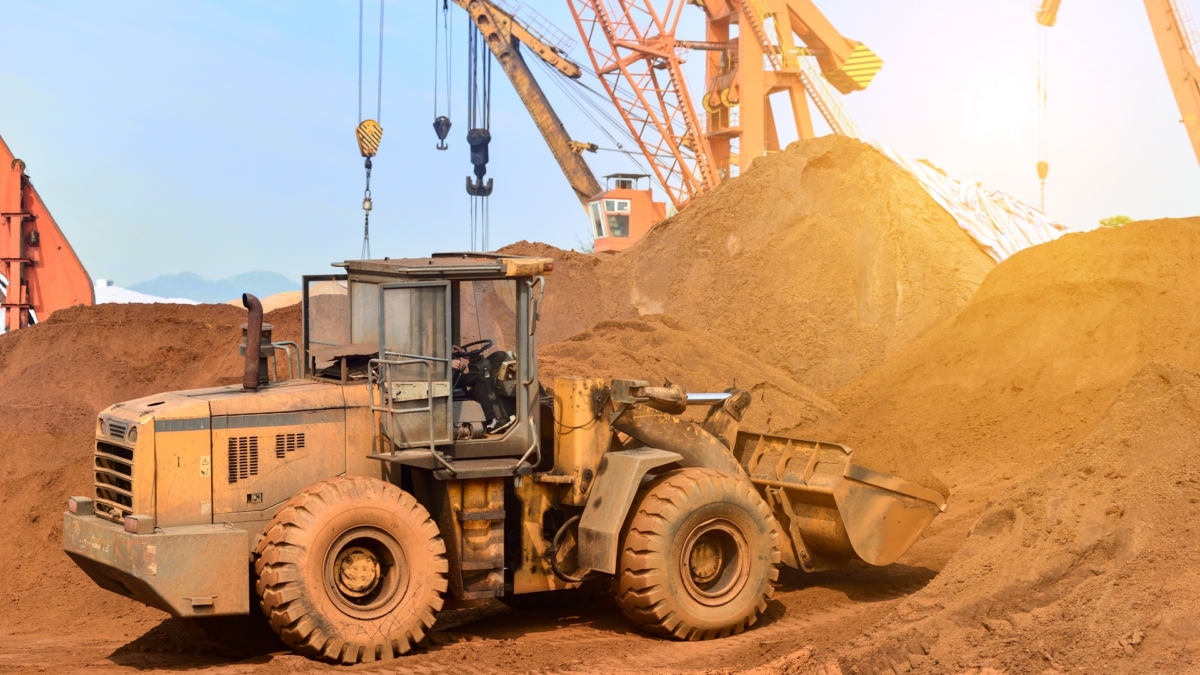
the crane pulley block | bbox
[356,119,383,158]
[465,128,494,196]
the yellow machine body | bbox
[64,253,944,640]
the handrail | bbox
[271,341,301,380]
[368,356,456,476]
[523,277,544,386]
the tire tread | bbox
[616,468,779,640]
[255,476,447,664]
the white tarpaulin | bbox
[94,280,199,305]
[867,141,1073,262]
[795,53,1074,262]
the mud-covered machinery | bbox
[63,253,944,664]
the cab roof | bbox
[335,253,553,280]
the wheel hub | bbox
[679,518,750,607]
[335,546,381,597]
[323,526,409,620]
[688,537,724,585]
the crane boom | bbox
[1038,0,1200,168]
[454,0,602,206]
[1143,0,1200,166]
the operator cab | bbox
[300,253,551,477]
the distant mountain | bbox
[129,271,299,304]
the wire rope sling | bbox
[355,0,385,259]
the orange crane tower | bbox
[1038,0,1200,168]
[699,0,882,181]
[567,0,881,209]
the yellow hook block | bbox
[356,120,383,158]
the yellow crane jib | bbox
[1036,0,1062,27]
[356,119,383,158]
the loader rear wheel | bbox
[617,468,779,640]
[255,476,448,664]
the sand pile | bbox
[0,302,300,634]
[507,136,995,395]
[831,362,1200,674]
[538,314,839,435]
[609,136,995,393]
[500,240,639,344]
[826,217,1200,479]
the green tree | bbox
[1099,215,1133,229]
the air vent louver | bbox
[228,436,259,483]
[274,432,306,458]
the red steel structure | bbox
[1,135,93,332]
[568,0,717,209]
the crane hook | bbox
[433,116,452,150]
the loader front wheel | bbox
[255,476,448,664]
[617,468,779,640]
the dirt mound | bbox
[538,314,839,435]
[827,217,1200,480]
[500,240,639,344]
[0,302,300,635]
[831,362,1200,674]
[505,136,995,394]
[607,135,994,393]
[2,303,298,435]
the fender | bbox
[576,448,682,574]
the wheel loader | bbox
[63,253,946,664]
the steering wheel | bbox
[457,339,494,360]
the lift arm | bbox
[454,0,602,206]
[1038,0,1200,168]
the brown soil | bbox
[538,314,840,435]
[825,217,1200,479]
[834,362,1200,674]
[507,135,995,395]
[501,241,636,345]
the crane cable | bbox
[465,23,493,252]
[531,56,654,176]
[1036,15,1049,212]
[433,0,453,149]
[356,0,385,259]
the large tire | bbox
[255,476,449,664]
[617,468,779,640]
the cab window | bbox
[603,199,631,237]
[589,202,606,238]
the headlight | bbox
[98,418,106,435]
[128,427,138,443]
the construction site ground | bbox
[4,137,1199,674]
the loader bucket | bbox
[732,432,946,572]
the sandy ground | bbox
[0,473,988,675]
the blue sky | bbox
[2,0,1198,286]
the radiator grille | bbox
[108,420,128,440]
[94,440,134,523]
[274,432,306,458]
[228,436,259,483]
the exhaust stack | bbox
[240,293,272,392]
